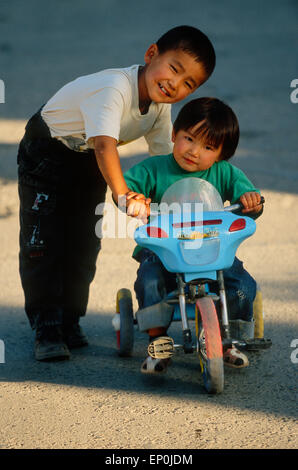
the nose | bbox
[167,76,179,91]
[189,141,200,156]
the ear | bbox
[144,43,159,64]
[171,129,176,143]
[215,143,224,162]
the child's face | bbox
[141,44,207,104]
[172,125,223,172]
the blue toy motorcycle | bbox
[113,178,271,394]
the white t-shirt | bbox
[41,64,173,155]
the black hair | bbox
[173,97,240,160]
[156,25,216,79]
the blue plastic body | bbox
[134,210,256,283]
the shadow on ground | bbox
[0,305,297,420]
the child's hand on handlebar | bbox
[240,192,263,214]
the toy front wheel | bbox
[115,288,134,357]
[195,297,224,394]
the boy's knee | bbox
[136,301,174,332]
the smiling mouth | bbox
[184,157,196,165]
[158,83,171,97]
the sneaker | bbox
[35,324,70,361]
[63,322,88,349]
[223,345,249,368]
[141,356,171,374]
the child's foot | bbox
[35,324,70,361]
[141,356,171,374]
[223,345,249,368]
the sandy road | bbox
[0,0,297,450]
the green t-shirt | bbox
[123,153,260,259]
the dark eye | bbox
[205,145,213,150]
[185,135,193,142]
[185,81,192,89]
[170,64,178,73]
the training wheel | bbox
[114,288,134,357]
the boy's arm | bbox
[94,135,149,209]
[123,160,154,222]
[95,137,151,222]
[94,135,129,201]
[80,84,147,204]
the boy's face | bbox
[141,44,207,104]
[172,125,223,172]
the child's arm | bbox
[123,158,155,223]
[94,135,149,207]
[94,135,130,200]
[224,164,263,218]
[95,135,150,222]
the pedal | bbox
[148,336,175,359]
[235,338,272,351]
[244,338,272,351]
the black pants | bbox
[17,110,107,329]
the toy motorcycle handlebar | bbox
[149,196,265,217]
[224,196,265,213]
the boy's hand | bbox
[125,190,151,207]
[117,190,151,222]
[126,197,150,223]
[118,190,150,208]
[240,192,263,214]
[126,191,151,223]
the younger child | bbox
[124,97,263,373]
[17,26,216,361]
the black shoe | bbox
[35,324,70,361]
[63,322,88,349]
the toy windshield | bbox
[160,177,224,212]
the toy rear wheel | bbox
[116,288,134,357]
[195,297,224,394]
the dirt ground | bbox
[0,0,297,450]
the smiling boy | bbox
[17,26,216,361]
